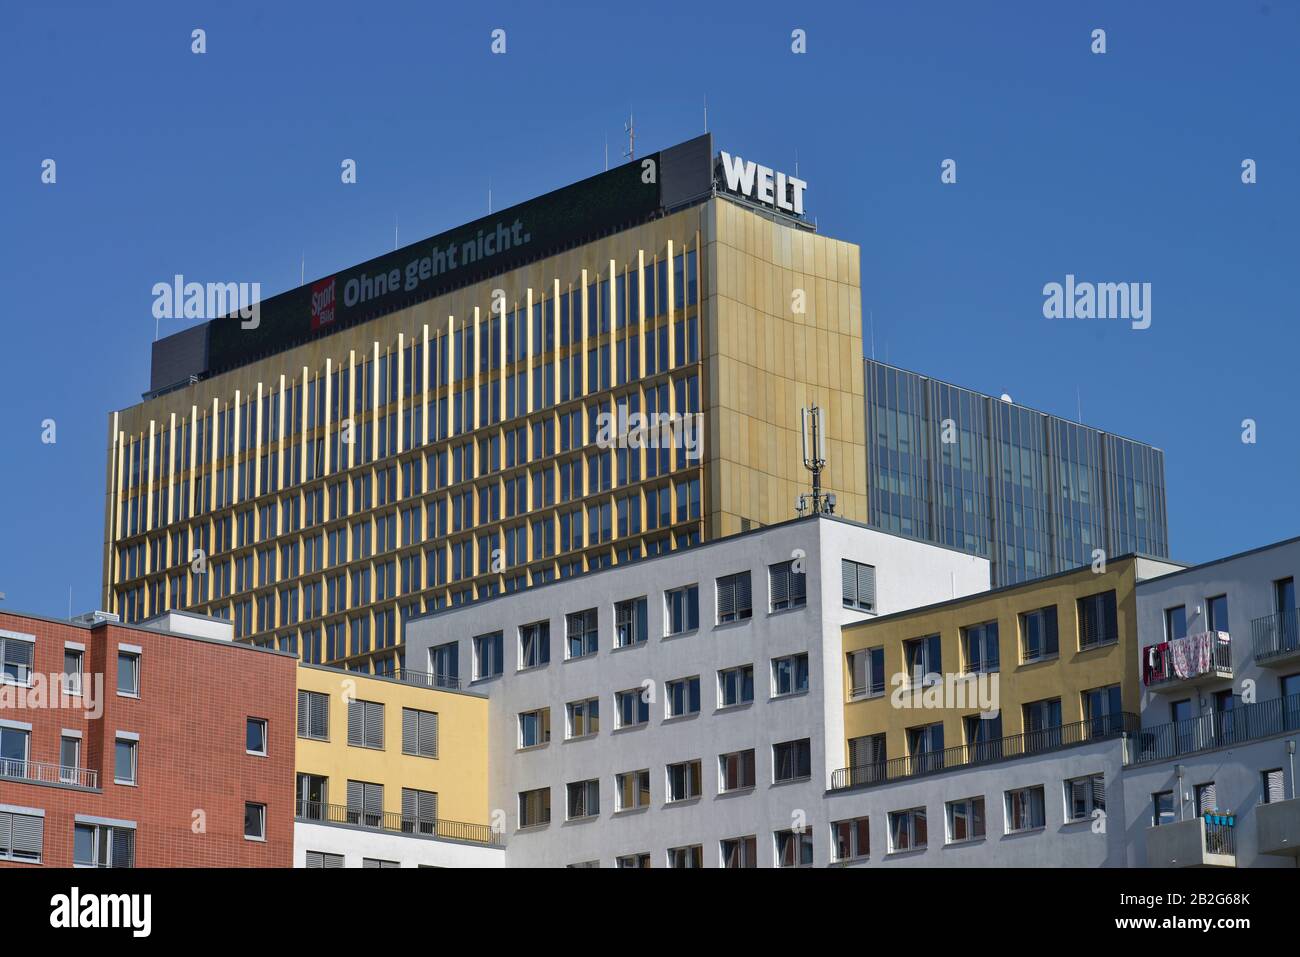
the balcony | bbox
[295,800,501,846]
[1143,632,1232,692]
[392,667,460,691]
[830,713,1138,791]
[1145,815,1236,867]
[0,757,99,789]
[1257,796,1300,857]
[1127,692,1300,764]
[1251,609,1300,667]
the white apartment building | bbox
[1122,536,1300,867]
[403,514,990,867]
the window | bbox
[720,835,757,868]
[716,571,753,623]
[1082,684,1124,736]
[63,648,83,696]
[769,560,807,611]
[1207,594,1229,634]
[1066,774,1106,821]
[246,718,268,756]
[1022,698,1063,751]
[1152,790,1176,826]
[305,851,344,868]
[1005,785,1046,832]
[565,609,598,659]
[396,787,438,836]
[615,689,649,728]
[773,738,811,782]
[362,858,400,868]
[614,597,648,647]
[244,802,266,841]
[566,698,599,738]
[297,773,328,820]
[297,690,329,741]
[615,770,651,811]
[0,809,43,863]
[667,844,702,868]
[1195,782,1217,817]
[347,699,385,749]
[59,735,81,784]
[962,621,1000,674]
[114,736,138,786]
[907,723,945,773]
[474,631,504,679]
[517,790,548,826]
[946,797,985,843]
[518,708,551,749]
[0,633,34,686]
[566,780,600,820]
[616,853,650,868]
[665,585,699,635]
[842,559,876,611]
[847,647,885,698]
[346,780,383,827]
[772,653,809,697]
[904,634,942,687]
[1165,605,1188,641]
[1077,590,1119,649]
[666,676,701,717]
[666,760,702,802]
[718,664,754,707]
[1262,769,1286,804]
[117,650,141,696]
[847,734,887,785]
[774,828,814,867]
[429,642,459,687]
[832,816,870,861]
[0,725,30,778]
[719,749,756,792]
[888,807,927,852]
[402,708,439,758]
[73,822,135,867]
[1020,606,1059,662]
[518,621,550,670]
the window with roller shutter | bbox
[841,560,876,612]
[1076,590,1118,649]
[1262,769,1286,804]
[297,690,329,741]
[1065,773,1106,821]
[305,850,344,868]
[1195,782,1217,817]
[402,787,438,835]
[0,810,43,863]
[0,633,34,686]
[716,572,752,623]
[768,560,807,611]
[347,699,384,749]
[402,708,439,758]
[346,780,384,827]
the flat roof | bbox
[0,608,296,659]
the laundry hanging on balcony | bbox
[1143,642,1169,684]
[1168,632,1221,678]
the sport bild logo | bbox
[890,671,1000,717]
[311,276,337,331]
[1042,274,1151,330]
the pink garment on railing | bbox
[1169,632,1213,678]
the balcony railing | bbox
[1251,609,1300,663]
[392,668,460,691]
[1204,814,1237,857]
[1143,633,1232,687]
[830,712,1138,791]
[0,758,99,789]
[1127,692,1300,765]
[295,800,500,846]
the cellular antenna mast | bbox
[796,405,835,516]
[624,112,635,161]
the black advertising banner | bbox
[204,151,668,378]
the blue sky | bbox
[1,0,1296,618]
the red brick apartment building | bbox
[0,609,295,867]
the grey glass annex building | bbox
[864,359,1169,585]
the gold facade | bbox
[104,198,864,673]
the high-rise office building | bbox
[863,359,1170,586]
[103,135,866,673]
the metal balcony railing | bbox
[295,800,500,846]
[1204,815,1237,856]
[1251,608,1300,663]
[1127,692,1300,765]
[392,668,460,691]
[1144,634,1232,686]
[0,757,99,789]
[830,712,1138,790]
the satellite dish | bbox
[999,393,1013,404]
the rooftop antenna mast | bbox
[604,134,609,171]
[703,95,708,132]
[488,177,493,214]
[624,111,635,161]
[796,405,835,516]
